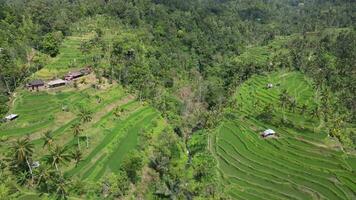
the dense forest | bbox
[0,0,355,199]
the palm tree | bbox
[310,106,320,119]
[51,173,69,200]
[77,108,93,123]
[288,97,297,113]
[300,104,308,115]
[279,89,289,109]
[16,171,30,186]
[44,145,71,172]
[11,138,34,182]
[35,165,53,193]
[42,131,54,150]
[72,149,83,167]
[114,107,123,118]
[279,89,290,121]
[77,108,92,148]
[71,122,83,150]
[0,158,6,177]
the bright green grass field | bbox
[213,71,356,200]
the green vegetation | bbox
[0,0,355,199]
[36,34,93,79]
[213,71,356,199]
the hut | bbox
[48,79,66,88]
[266,83,273,89]
[262,129,275,138]
[27,80,44,90]
[64,71,84,81]
[5,114,18,121]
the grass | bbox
[35,34,94,80]
[213,71,356,200]
[0,79,165,181]
[66,106,152,176]
[0,24,170,199]
[92,112,158,180]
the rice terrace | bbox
[211,71,356,199]
[0,30,168,199]
[1,0,356,199]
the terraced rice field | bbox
[67,105,161,180]
[35,34,94,79]
[212,71,356,199]
[0,86,124,137]
[0,83,165,179]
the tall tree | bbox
[71,149,82,167]
[44,145,71,172]
[77,108,92,148]
[10,137,34,183]
[71,122,83,150]
[42,130,54,150]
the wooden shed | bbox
[27,80,45,90]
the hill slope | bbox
[211,71,356,199]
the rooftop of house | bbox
[48,79,66,85]
[66,71,83,77]
[28,79,44,86]
[263,129,275,135]
[5,114,18,120]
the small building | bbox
[5,114,18,121]
[47,79,66,88]
[27,80,45,90]
[262,129,275,138]
[266,83,273,89]
[64,71,84,81]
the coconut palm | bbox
[44,145,71,172]
[71,149,83,167]
[78,108,92,123]
[35,165,53,193]
[114,106,123,118]
[288,97,297,113]
[279,89,289,109]
[71,122,83,150]
[11,138,34,181]
[16,171,30,186]
[0,158,6,177]
[42,131,54,150]
[77,108,92,148]
[310,106,320,119]
[52,174,69,200]
[300,104,308,115]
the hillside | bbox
[0,34,175,198]
[211,71,356,199]
[1,0,355,199]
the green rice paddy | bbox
[0,83,165,180]
[212,71,356,199]
[35,34,94,80]
[0,30,169,185]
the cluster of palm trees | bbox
[3,108,93,199]
[279,89,297,112]
[7,136,71,199]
